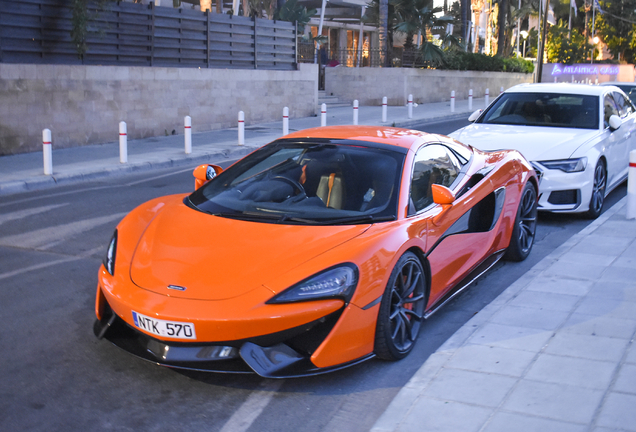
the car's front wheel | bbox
[374,252,427,360]
[585,160,607,219]
[505,181,537,262]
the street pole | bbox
[536,0,550,83]
[516,0,521,57]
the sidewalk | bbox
[372,198,636,432]
[0,98,482,197]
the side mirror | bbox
[193,164,223,190]
[468,109,482,122]
[608,114,622,131]
[431,184,455,225]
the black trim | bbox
[362,296,382,310]
[272,137,410,155]
[425,187,506,258]
[93,297,373,377]
[424,250,506,318]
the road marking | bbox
[0,203,69,226]
[0,212,127,249]
[123,167,193,186]
[0,245,104,281]
[218,380,284,432]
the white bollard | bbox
[468,89,473,110]
[595,78,598,85]
[407,94,413,119]
[321,103,327,127]
[238,111,245,146]
[283,107,289,136]
[450,91,455,112]
[485,88,490,107]
[382,96,387,122]
[184,116,192,154]
[353,100,359,125]
[554,77,558,83]
[500,86,504,96]
[42,128,52,175]
[628,150,636,219]
[119,121,128,164]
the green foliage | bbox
[438,49,534,73]
[71,0,89,58]
[595,0,636,63]
[71,0,114,58]
[546,21,591,64]
[274,0,316,34]
[503,56,535,73]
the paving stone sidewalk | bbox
[372,198,636,432]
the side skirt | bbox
[423,249,506,319]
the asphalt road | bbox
[0,118,627,432]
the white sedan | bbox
[450,83,636,218]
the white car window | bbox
[612,92,634,118]
[603,94,619,128]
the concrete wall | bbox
[0,63,318,155]
[324,68,534,106]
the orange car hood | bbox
[130,200,370,301]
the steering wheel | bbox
[272,176,307,199]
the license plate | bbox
[132,311,196,340]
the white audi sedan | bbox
[450,83,636,218]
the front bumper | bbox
[94,294,374,378]
[534,162,593,213]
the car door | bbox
[611,91,636,183]
[601,93,627,188]
[407,143,503,306]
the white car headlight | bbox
[538,157,587,173]
[267,264,358,304]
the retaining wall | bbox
[0,63,318,155]
[324,68,534,106]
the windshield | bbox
[479,92,599,129]
[188,140,405,225]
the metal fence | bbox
[297,46,427,68]
[0,0,297,70]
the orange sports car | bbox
[94,126,538,378]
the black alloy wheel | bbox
[585,160,606,219]
[375,252,427,360]
[505,182,537,262]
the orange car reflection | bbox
[94,126,538,378]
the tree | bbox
[546,20,591,62]
[594,0,636,63]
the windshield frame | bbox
[187,138,408,225]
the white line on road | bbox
[0,245,104,281]
[218,379,284,432]
[0,203,69,226]
[0,212,127,249]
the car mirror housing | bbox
[468,109,482,122]
[432,184,455,205]
[608,114,622,131]
[193,164,223,189]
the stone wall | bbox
[324,68,534,106]
[0,63,318,155]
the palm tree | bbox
[379,0,389,66]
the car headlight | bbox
[538,157,587,173]
[266,264,358,304]
[103,230,118,276]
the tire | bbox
[504,181,537,262]
[584,160,607,219]
[375,252,427,361]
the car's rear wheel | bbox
[375,252,427,360]
[585,160,606,219]
[505,181,537,262]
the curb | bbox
[0,145,259,197]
